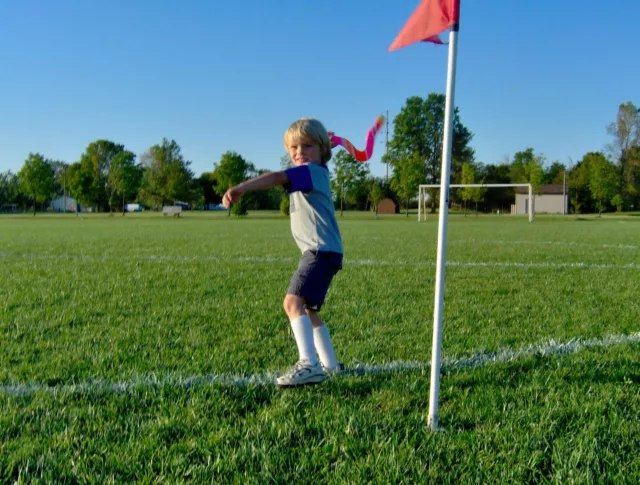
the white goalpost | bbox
[418,183,534,222]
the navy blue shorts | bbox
[287,250,343,311]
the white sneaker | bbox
[276,360,326,387]
[321,362,344,375]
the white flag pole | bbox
[427,22,459,431]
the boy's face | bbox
[287,138,322,166]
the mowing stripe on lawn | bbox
[0,252,638,270]
[2,332,638,397]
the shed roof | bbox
[514,184,567,195]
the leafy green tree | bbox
[366,176,385,218]
[544,161,566,184]
[190,180,206,212]
[244,168,282,211]
[67,161,94,211]
[476,162,512,212]
[387,93,475,212]
[139,139,194,209]
[611,194,624,213]
[0,171,20,207]
[391,153,425,216]
[231,196,250,216]
[459,162,487,215]
[107,151,142,214]
[460,162,475,216]
[588,153,618,215]
[213,151,255,216]
[331,150,369,215]
[509,148,545,193]
[18,153,54,215]
[569,154,598,214]
[195,172,221,210]
[332,163,348,216]
[280,195,290,216]
[607,102,640,210]
[48,161,69,204]
[508,150,531,182]
[77,140,126,211]
[620,145,640,210]
[607,101,640,164]
[471,182,487,216]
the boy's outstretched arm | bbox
[222,171,289,208]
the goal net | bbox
[418,183,534,222]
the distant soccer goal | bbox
[418,183,534,222]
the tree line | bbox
[1,97,638,216]
[381,95,639,216]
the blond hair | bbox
[283,118,332,163]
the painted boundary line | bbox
[1,252,638,270]
[453,239,638,250]
[350,260,640,270]
[2,332,638,397]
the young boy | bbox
[222,118,343,387]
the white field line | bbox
[453,239,638,250]
[0,252,294,264]
[1,332,638,397]
[0,252,638,270]
[349,260,640,270]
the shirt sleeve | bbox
[283,165,314,194]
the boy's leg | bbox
[283,294,318,366]
[276,294,325,387]
[307,310,339,370]
[276,250,342,386]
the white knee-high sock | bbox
[290,315,318,365]
[313,324,338,369]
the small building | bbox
[50,196,78,213]
[514,184,568,215]
[377,198,397,214]
[0,204,17,212]
[175,201,191,210]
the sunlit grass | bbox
[1,212,638,482]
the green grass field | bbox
[1,212,639,483]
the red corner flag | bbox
[388,0,460,51]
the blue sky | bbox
[1,0,638,179]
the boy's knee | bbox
[305,309,324,328]
[283,294,305,319]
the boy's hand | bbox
[222,186,243,208]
